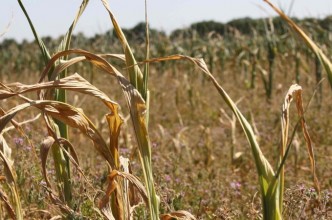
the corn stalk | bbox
[17,0,89,209]
[101,1,159,219]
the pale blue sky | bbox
[0,0,331,42]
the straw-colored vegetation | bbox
[0,0,331,219]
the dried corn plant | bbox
[17,0,90,209]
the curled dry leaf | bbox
[116,170,149,205]
[281,84,303,152]
[278,84,303,208]
[0,134,23,219]
[119,156,142,219]
[292,86,320,194]
[278,84,320,194]
[99,172,123,220]
[40,136,85,188]
[38,49,124,83]
[0,187,16,219]
[51,53,125,81]
[1,73,118,110]
[0,135,15,187]
[0,134,13,169]
[99,170,149,220]
[106,109,123,169]
[0,100,114,167]
[40,136,56,187]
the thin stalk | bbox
[143,0,150,102]
[266,35,276,100]
[315,56,322,106]
[268,54,275,99]
[295,51,300,83]
[17,0,50,64]
[250,50,258,89]
[143,0,150,127]
[51,138,72,205]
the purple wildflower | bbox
[230,181,241,190]
[40,181,47,187]
[165,174,171,182]
[13,137,24,146]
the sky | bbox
[0,0,331,42]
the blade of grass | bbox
[17,0,51,65]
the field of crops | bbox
[0,0,331,219]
